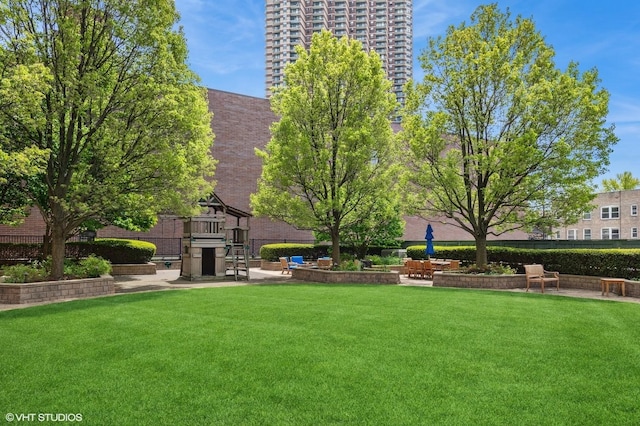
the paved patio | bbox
[1,268,637,311]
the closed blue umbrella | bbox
[425,224,435,258]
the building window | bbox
[601,228,620,240]
[583,229,591,240]
[583,211,591,220]
[633,227,638,239]
[632,205,638,216]
[567,229,577,240]
[601,206,619,219]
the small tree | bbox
[251,30,399,265]
[0,0,216,279]
[401,4,617,266]
[601,171,640,191]
[315,194,405,259]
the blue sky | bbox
[173,0,640,183]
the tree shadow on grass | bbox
[0,289,186,319]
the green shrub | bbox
[406,245,476,261]
[0,243,44,265]
[77,255,112,277]
[2,263,48,283]
[462,263,516,275]
[1,255,111,282]
[67,239,156,264]
[367,255,403,265]
[259,243,328,262]
[406,245,640,279]
[338,260,360,271]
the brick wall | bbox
[555,189,640,240]
[0,276,115,304]
[0,88,529,247]
[433,272,639,298]
[292,267,400,284]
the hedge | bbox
[67,239,156,264]
[406,245,640,279]
[0,238,156,265]
[260,243,329,262]
[0,243,43,263]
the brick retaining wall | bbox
[0,276,115,304]
[261,260,283,271]
[433,273,639,298]
[292,268,400,284]
[111,263,157,275]
[433,273,526,290]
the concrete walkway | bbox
[1,268,637,311]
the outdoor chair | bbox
[291,256,306,266]
[448,260,460,270]
[421,260,434,280]
[524,264,560,293]
[406,260,419,278]
[279,257,295,274]
[403,259,412,276]
[317,258,332,270]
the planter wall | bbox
[111,263,157,275]
[0,275,115,304]
[433,273,639,298]
[559,274,639,297]
[433,273,525,290]
[153,260,182,270]
[261,260,282,271]
[292,268,400,284]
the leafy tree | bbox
[401,4,617,267]
[0,0,216,279]
[0,59,51,223]
[601,171,640,191]
[250,30,399,265]
[315,194,405,259]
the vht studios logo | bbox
[5,413,83,422]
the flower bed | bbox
[0,276,115,304]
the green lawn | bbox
[1,285,640,425]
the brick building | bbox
[0,88,528,255]
[555,189,640,240]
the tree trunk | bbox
[331,229,341,267]
[49,224,66,280]
[356,244,367,260]
[475,234,488,268]
[42,228,52,259]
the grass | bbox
[1,285,640,425]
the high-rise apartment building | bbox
[265,0,412,104]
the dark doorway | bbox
[202,248,215,276]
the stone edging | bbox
[111,263,157,275]
[292,267,400,284]
[0,275,115,304]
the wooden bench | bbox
[524,264,559,294]
[600,278,626,297]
